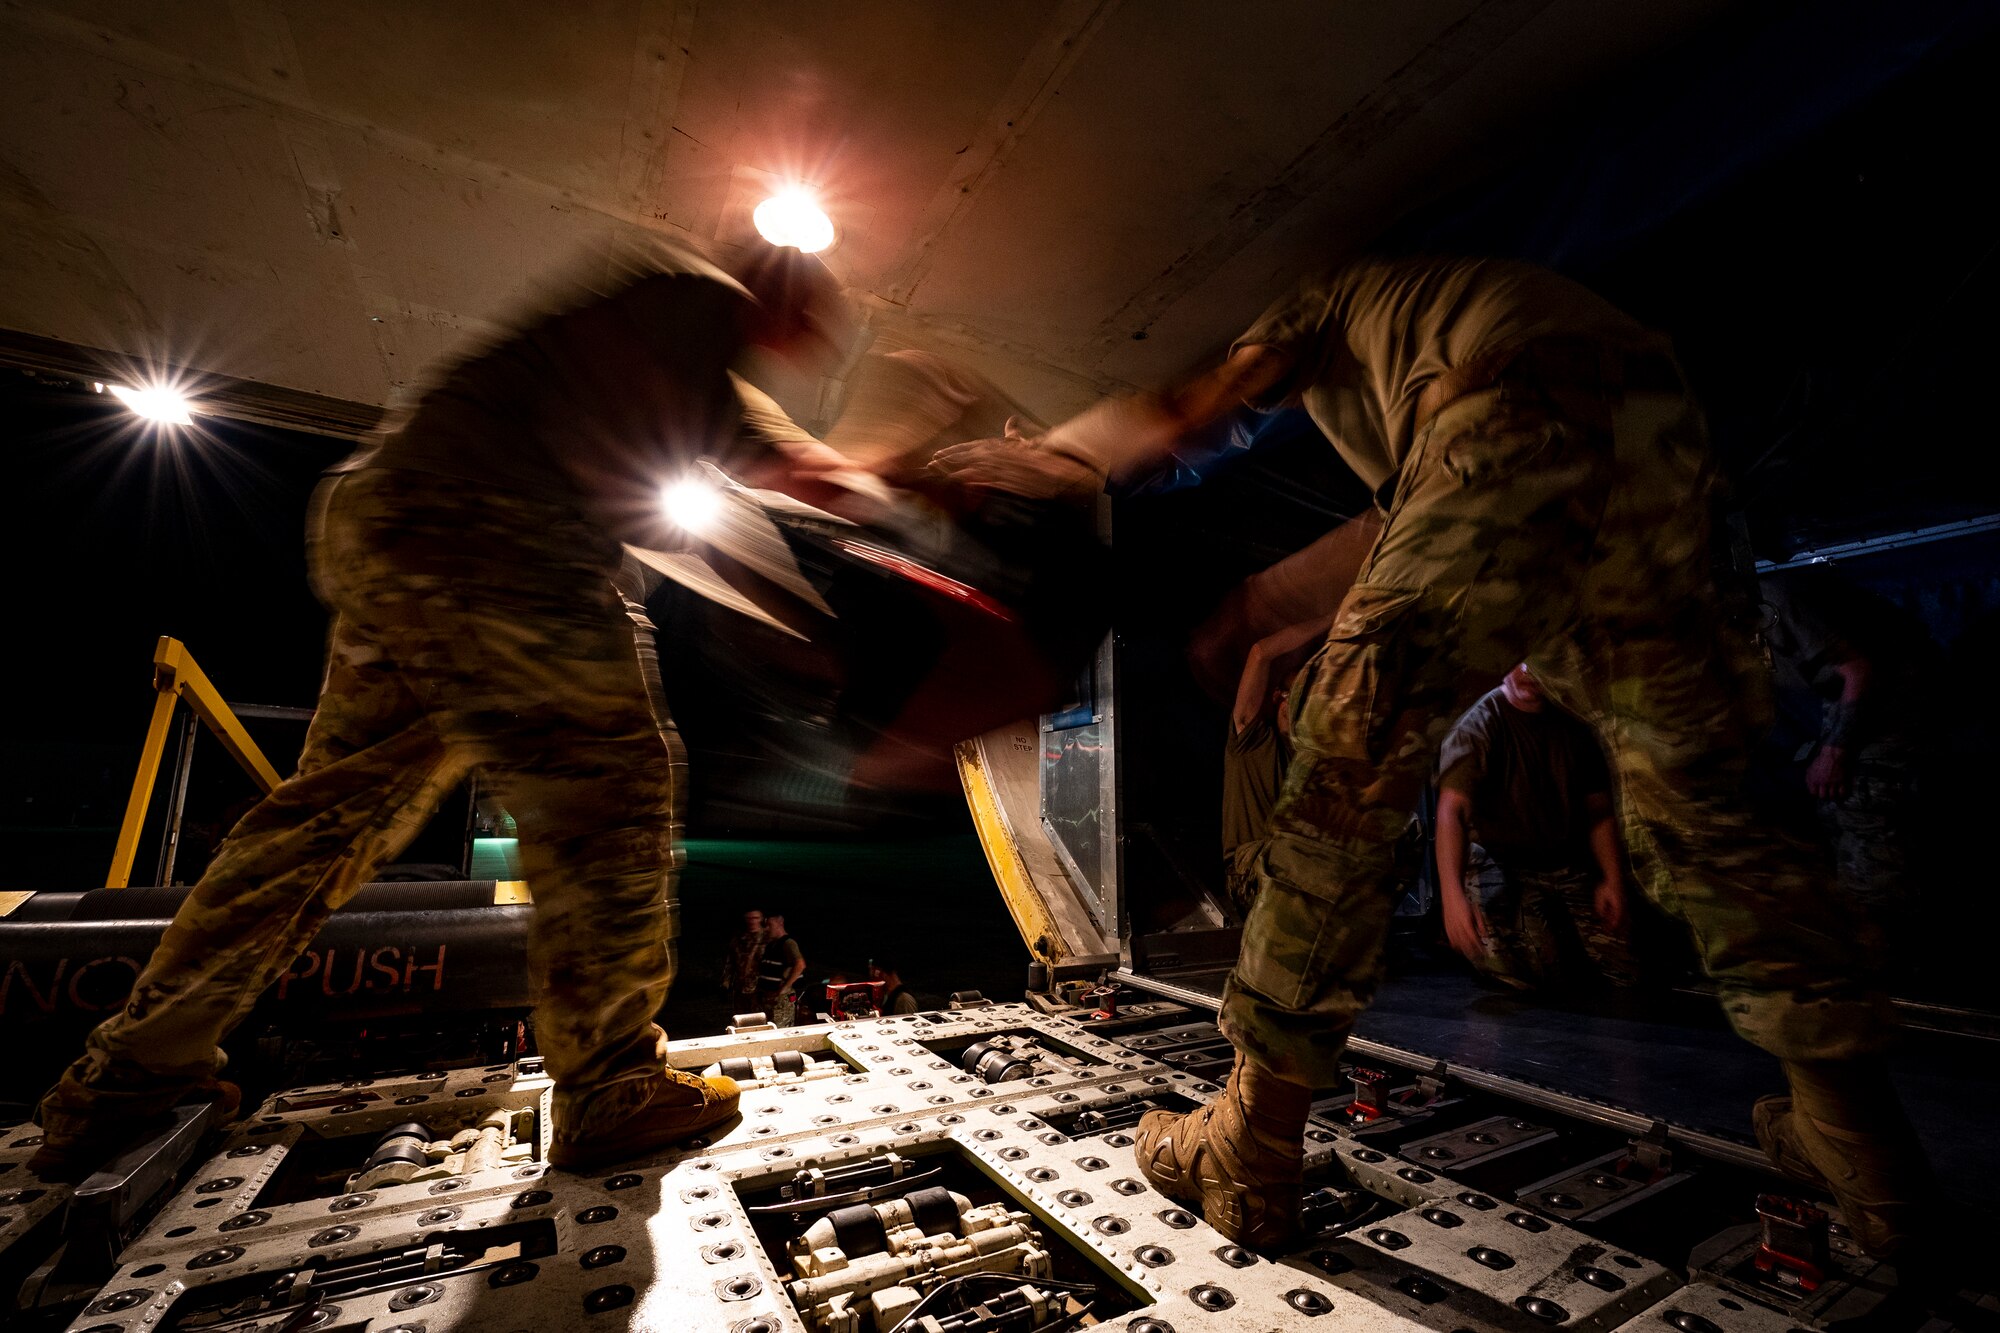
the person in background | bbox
[1435,664,1638,991]
[870,960,921,1015]
[724,908,766,1007]
[1758,570,1925,929]
[757,912,808,1026]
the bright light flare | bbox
[752,187,835,253]
[108,383,194,425]
[661,477,724,535]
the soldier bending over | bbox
[939,255,1934,1259]
[34,239,849,1178]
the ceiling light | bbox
[108,383,194,425]
[752,187,834,253]
[662,477,724,535]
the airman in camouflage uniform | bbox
[1436,671,1639,992]
[1758,572,1923,924]
[944,256,1936,1258]
[1819,770,1918,917]
[33,239,849,1179]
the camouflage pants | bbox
[39,466,685,1142]
[1819,757,1918,919]
[1221,373,1892,1087]
[1465,846,1640,990]
[763,992,800,1027]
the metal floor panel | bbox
[6,1000,1980,1333]
[1129,964,2000,1200]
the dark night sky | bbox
[3,386,349,883]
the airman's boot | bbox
[30,1076,241,1181]
[1755,1059,1936,1260]
[549,1067,741,1170]
[1134,1053,1310,1249]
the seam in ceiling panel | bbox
[1079,0,1560,368]
[878,0,1122,306]
[0,4,684,238]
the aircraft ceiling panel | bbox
[896,0,1485,355]
[0,0,1743,424]
[658,0,1067,288]
[279,0,645,202]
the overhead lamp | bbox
[661,477,724,536]
[107,382,195,425]
[752,186,835,253]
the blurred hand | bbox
[1805,744,1849,801]
[929,437,1105,501]
[1442,887,1489,964]
[1593,876,1626,933]
[735,439,877,512]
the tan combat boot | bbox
[549,1067,741,1170]
[1133,1053,1310,1249]
[29,1077,241,1182]
[1754,1092,1933,1260]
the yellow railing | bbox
[955,737,1068,966]
[106,637,284,888]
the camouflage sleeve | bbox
[824,349,981,463]
[1228,278,1333,409]
[732,373,827,454]
[614,270,755,373]
[525,272,752,538]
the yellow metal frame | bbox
[106,637,285,888]
[955,738,1069,966]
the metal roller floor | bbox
[5,995,1990,1333]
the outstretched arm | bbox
[931,345,1295,494]
[1190,513,1383,701]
